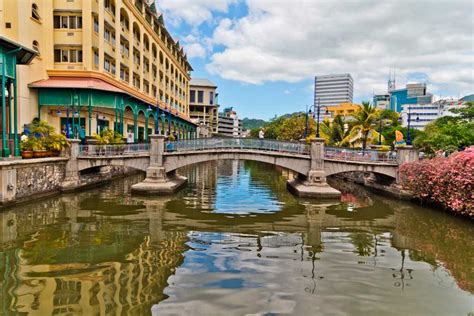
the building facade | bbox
[322,102,360,122]
[189,78,219,135]
[314,74,353,107]
[401,98,467,130]
[218,107,243,137]
[0,0,197,157]
[389,83,433,113]
[373,93,391,110]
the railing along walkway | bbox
[78,143,149,157]
[166,138,310,155]
[77,138,398,164]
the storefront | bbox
[0,37,36,157]
[30,77,197,142]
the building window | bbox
[197,91,203,103]
[54,16,82,29]
[133,49,140,65]
[104,0,115,15]
[120,40,129,56]
[32,3,40,20]
[209,92,214,105]
[93,17,99,33]
[94,50,99,66]
[54,48,83,63]
[120,64,129,82]
[190,90,195,103]
[133,74,140,89]
[104,54,115,74]
[32,41,40,55]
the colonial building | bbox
[189,78,219,135]
[0,0,197,156]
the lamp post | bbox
[406,106,419,145]
[378,119,383,145]
[315,98,329,138]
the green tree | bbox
[342,102,383,149]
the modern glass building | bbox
[389,83,433,113]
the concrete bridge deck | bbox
[63,136,418,198]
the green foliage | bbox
[342,102,384,149]
[242,118,267,130]
[94,128,124,145]
[20,120,69,152]
[413,102,474,155]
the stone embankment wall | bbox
[0,158,140,206]
[0,158,68,205]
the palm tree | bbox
[342,102,383,150]
[319,115,349,146]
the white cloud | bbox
[155,0,238,26]
[283,89,291,94]
[206,0,474,98]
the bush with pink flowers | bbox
[400,146,474,218]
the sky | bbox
[155,0,474,120]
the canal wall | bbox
[331,171,412,199]
[0,158,140,207]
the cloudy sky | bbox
[155,0,473,119]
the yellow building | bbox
[0,0,196,155]
[323,102,361,121]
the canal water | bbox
[0,161,472,315]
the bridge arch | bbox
[163,151,311,177]
[324,160,398,179]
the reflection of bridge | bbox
[63,137,418,197]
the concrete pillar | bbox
[61,139,81,191]
[396,146,419,184]
[307,138,326,185]
[396,146,419,165]
[0,166,16,204]
[287,138,341,198]
[131,135,187,195]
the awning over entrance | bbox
[0,36,37,65]
[29,77,124,93]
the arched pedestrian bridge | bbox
[63,136,418,198]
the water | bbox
[0,160,472,315]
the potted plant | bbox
[46,133,69,156]
[94,129,124,155]
[20,135,34,159]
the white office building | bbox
[401,98,467,130]
[314,74,354,107]
[218,107,244,137]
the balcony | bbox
[54,29,82,46]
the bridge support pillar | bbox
[396,146,419,183]
[61,139,81,191]
[132,135,187,195]
[287,138,341,198]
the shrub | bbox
[400,146,474,217]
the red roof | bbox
[29,77,124,93]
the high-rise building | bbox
[0,0,197,157]
[218,107,243,137]
[314,74,353,107]
[189,78,219,135]
[389,83,433,112]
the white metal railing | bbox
[78,143,149,157]
[324,147,397,163]
[166,138,310,155]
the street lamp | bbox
[303,99,329,138]
[406,106,420,145]
[378,119,383,145]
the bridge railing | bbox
[324,147,397,163]
[78,143,150,157]
[166,138,310,155]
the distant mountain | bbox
[242,118,267,130]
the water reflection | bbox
[0,161,472,315]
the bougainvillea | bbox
[400,146,474,218]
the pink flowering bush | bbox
[400,146,474,218]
